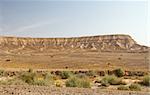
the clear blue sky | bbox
[0,0,149,46]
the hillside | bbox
[0,34,148,54]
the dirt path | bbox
[0,85,149,95]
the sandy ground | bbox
[0,85,149,95]
[0,51,149,71]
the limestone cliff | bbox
[0,34,148,53]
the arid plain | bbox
[0,35,149,95]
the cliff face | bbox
[0,34,148,52]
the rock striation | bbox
[0,34,148,52]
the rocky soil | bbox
[0,85,149,95]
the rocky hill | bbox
[0,34,148,53]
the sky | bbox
[0,0,149,46]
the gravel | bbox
[0,85,149,95]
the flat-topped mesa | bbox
[0,34,148,52]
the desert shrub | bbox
[52,75,60,80]
[101,75,122,86]
[59,71,73,79]
[65,77,91,88]
[55,80,63,87]
[142,75,150,86]
[0,70,4,77]
[86,70,97,77]
[78,79,91,88]
[44,72,53,80]
[129,83,141,91]
[0,78,25,85]
[20,71,53,86]
[101,79,110,87]
[28,68,33,73]
[0,79,12,85]
[76,73,87,79]
[95,77,101,83]
[66,77,79,87]
[33,79,49,86]
[118,85,129,90]
[20,72,37,85]
[114,68,125,77]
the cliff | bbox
[0,34,148,53]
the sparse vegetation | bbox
[65,77,91,88]
[28,68,33,73]
[76,73,87,79]
[0,69,148,92]
[55,80,63,87]
[20,70,53,86]
[85,70,97,77]
[0,78,25,85]
[118,85,129,90]
[20,71,37,85]
[0,70,4,77]
[129,83,141,91]
[114,68,125,77]
[59,71,73,79]
[65,77,79,87]
[44,72,53,80]
[142,75,150,86]
[33,79,49,86]
[118,83,141,91]
[101,75,122,86]
[79,79,91,88]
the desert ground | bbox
[0,50,149,71]
[0,35,149,95]
[0,50,149,95]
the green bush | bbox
[65,77,91,88]
[114,68,125,77]
[142,75,150,86]
[118,85,129,90]
[59,71,73,79]
[129,83,141,91]
[101,75,122,86]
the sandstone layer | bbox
[0,34,148,53]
